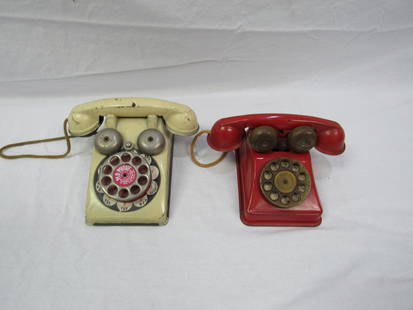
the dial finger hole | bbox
[298,173,306,181]
[263,182,273,191]
[119,189,129,198]
[107,185,118,195]
[281,160,290,168]
[138,176,148,185]
[102,165,112,174]
[121,153,131,162]
[263,172,272,180]
[298,185,306,192]
[292,163,300,172]
[281,196,290,205]
[132,156,142,165]
[130,185,140,195]
[101,176,111,186]
[270,192,279,201]
[138,165,148,174]
[270,163,279,171]
[292,193,300,202]
[110,156,120,165]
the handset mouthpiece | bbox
[68,112,101,136]
[164,109,199,136]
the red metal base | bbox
[235,140,323,227]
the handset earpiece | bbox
[207,124,245,152]
[189,122,240,167]
[316,127,345,155]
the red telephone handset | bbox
[208,114,345,155]
[194,114,345,226]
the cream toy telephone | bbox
[0,98,199,225]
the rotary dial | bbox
[94,150,160,212]
[260,157,311,208]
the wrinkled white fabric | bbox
[0,1,412,310]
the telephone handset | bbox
[191,114,345,226]
[0,98,199,225]
[68,97,198,137]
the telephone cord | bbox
[0,119,75,159]
[190,130,227,168]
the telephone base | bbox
[235,142,323,227]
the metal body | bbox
[67,98,198,225]
[206,114,345,226]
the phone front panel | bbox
[85,116,173,225]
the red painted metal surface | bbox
[208,114,345,155]
[236,142,322,226]
[207,114,345,226]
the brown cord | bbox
[190,130,227,168]
[0,119,75,159]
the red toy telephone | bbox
[191,114,345,226]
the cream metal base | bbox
[85,117,172,225]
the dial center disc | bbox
[274,170,297,193]
[113,164,137,186]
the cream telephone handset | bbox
[0,98,199,225]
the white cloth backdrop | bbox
[0,1,412,309]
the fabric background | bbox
[0,1,412,309]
